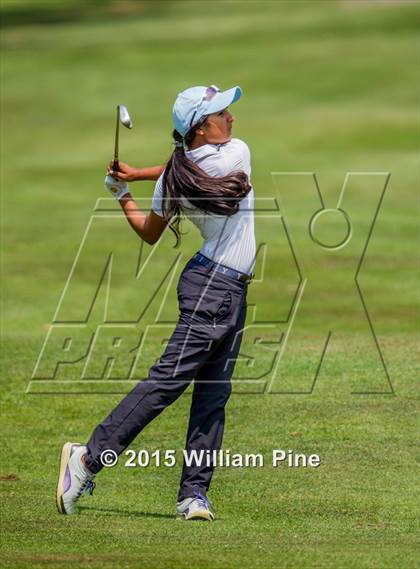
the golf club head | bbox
[118,104,133,129]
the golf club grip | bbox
[112,159,119,172]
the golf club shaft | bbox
[113,106,120,171]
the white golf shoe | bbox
[176,492,214,521]
[56,442,95,515]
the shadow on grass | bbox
[79,505,174,520]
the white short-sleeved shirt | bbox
[151,138,256,274]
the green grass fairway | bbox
[1,1,418,568]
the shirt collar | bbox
[185,142,226,159]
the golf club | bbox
[113,104,133,171]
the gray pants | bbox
[85,255,248,501]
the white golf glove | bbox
[104,175,130,200]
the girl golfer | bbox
[56,85,255,521]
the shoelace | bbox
[194,493,212,510]
[76,478,96,499]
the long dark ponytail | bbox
[162,125,251,247]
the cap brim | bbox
[206,86,242,115]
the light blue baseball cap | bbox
[173,84,242,137]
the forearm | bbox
[118,194,151,242]
[131,165,166,181]
[118,194,167,244]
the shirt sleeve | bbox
[151,174,165,218]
